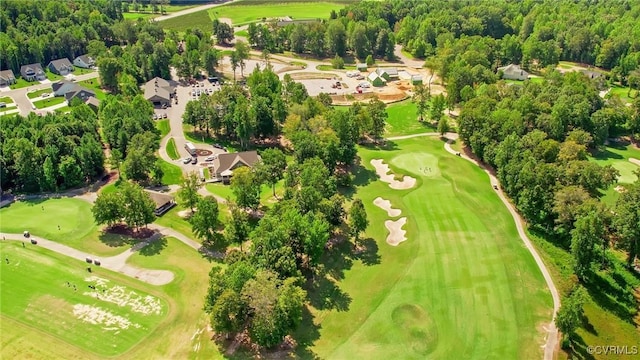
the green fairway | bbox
[212,2,345,25]
[0,198,134,256]
[302,136,551,359]
[385,100,436,136]
[166,138,180,160]
[590,143,640,206]
[0,242,168,357]
[32,96,65,109]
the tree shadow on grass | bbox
[569,333,596,360]
[292,306,321,360]
[353,237,381,266]
[307,273,352,312]
[98,232,135,248]
[138,236,167,256]
[591,148,624,160]
[584,270,636,324]
[360,140,399,152]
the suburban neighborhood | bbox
[1,1,640,360]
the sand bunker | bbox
[371,159,416,190]
[373,197,401,217]
[84,277,162,315]
[630,158,640,167]
[385,217,407,246]
[73,304,141,331]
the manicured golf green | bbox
[305,136,551,359]
[0,198,133,256]
[0,242,168,357]
[590,143,640,206]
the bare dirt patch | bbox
[73,304,141,331]
[630,158,640,167]
[373,197,401,217]
[83,276,162,316]
[371,159,416,190]
[385,217,407,246]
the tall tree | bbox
[613,182,640,266]
[349,198,368,242]
[570,212,604,279]
[413,83,430,122]
[92,191,125,227]
[254,148,287,197]
[177,171,202,212]
[190,196,220,245]
[555,286,587,345]
[230,167,261,210]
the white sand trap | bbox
[630,158,640,167]
[371,159,416,190]
[385,217,407,246]
[373,197,401,217]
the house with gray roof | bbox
[211,151,259,183]
[52,80,95,104]
[144,190,176,216]
[0,70,16,86]
[497,64,529,81]
[144,77,174,107]
[48,58,74,75]
[20,63,46,81]
[73,54,95,69]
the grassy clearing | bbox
[300,136,551,359]
[155,119,170,137]
[123,12,157,20]
[608,84,637,104]
[183,124,239,152]
[0,198,136,257]
[154,206,197,241]
[211,2,344,26]
[235,29,249,37]
[159,160,182,185]
[166,138,180,160]
[0,242,168,357]
[385,100,436,136]
[26,88,51,99]
[32,96,66,109]
[73,66,94,75]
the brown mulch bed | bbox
[196,149,213,156]
[106,224,155,239]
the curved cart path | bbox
[387,132,560,360]
[0,232,174,285]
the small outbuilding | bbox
[357,63,368,72]
[144,190,176,216]
[376,67,399,81]
[411,75,423,85]
[368,72,386,87]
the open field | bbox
[166,138,180,160]
[385,100,436,136]
[161,1,345,31]
[32,96,65,109]
[0,242,168,357]
[298,136,551,359]
[0,198,134,257]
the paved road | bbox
[153,1,234,22]
[1,72,99,116]
[441,135,560,360]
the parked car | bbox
[183,157,192,164]
[213,143,224,149]
[356,75,365,80]
[191,157,197,164]
[162,113,167,119]
[359,82,371,88]
[153,114,158,120]
[205,155,216,162]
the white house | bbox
[73,54,95,69]
[497,64,529,81]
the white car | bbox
[359,82,370,88]
[205,155,216,162]
[182,157,192,164]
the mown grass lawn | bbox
[385,100,436,137]
[159,160,182,185]
[166,138,180,160]
[76,79,106,100]
[32,96,66,109]
[608,84,637,104]
[45,70,63,82]
[159,8,212,32]
[26,88,51,99]
[589,143,640,206]
[0,96,14,104]
[299,136,551,359]
[9,78,34,89]
[183,124,239,153]
[0,198,135,257]
[211,2,344,26]
[155,119,170,137]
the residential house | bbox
[85,96,100,112]
[376,67,399,81]
[20,63,46,81]
[48,58,74,75]
[367,72,386,87]
[0,70,16,86]
[144,190,176,216]
[411,75,423,85]
[143,77,174,107]
[73,54,95,69]
[211,151,259,183]
[497,64,529,81]
[357,63,368,72]
[52,80,95,104]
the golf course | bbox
[302,136,552,359]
